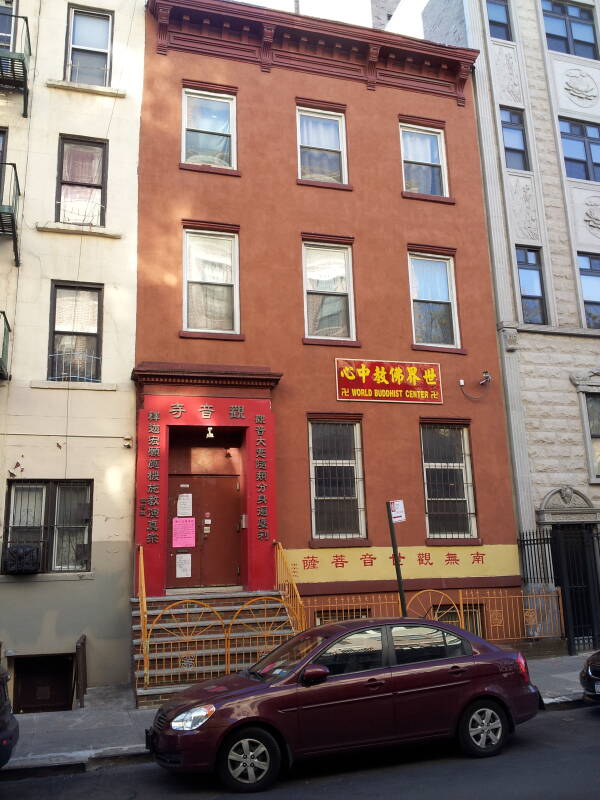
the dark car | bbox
[146,618,541,792]
[580,650,600,702]
[0,667,19,769]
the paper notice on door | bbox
[173,517,196,548]
[175,553,192,579]
[177,493,193,516]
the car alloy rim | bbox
[227,737,270,784]
[468,708,502,749]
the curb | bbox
[542,695,587,712]
[0,746,151,781]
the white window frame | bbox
[183,229,240,334]
[67,7,112,87]
[181,89,237,169]
[296,107,348,184]
[408,252,460,348]
[420,424,477,539]
[308,420,366,540]
[302,242,356,341]
[400,124,449,197]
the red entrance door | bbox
[167,474,241,588]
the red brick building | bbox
[134,0,519,618]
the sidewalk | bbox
[0,652,592,777]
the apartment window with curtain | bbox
[543,1,598,58]
[48,282,102,382]
[297,107,348,184]
[309,421,366,539]
[57,137,106,226]
[409,253,459,347]
[66,7,112,86]
[500,108,529,170]
[560,119,600,181]
[303,243,355,340]
[586,395,600,478]
[517,247,547,324]
[2,481,92,574]
[577,253,600,328]
[420,424,477,539]
[400,125,448,197]
[487,0,512,40]
[182,89,236,169]
[184,230,239,333]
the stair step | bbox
[134,638,290,662]
[132,615,289,634]
[132,602,286,618]
[135,662,255,679]
[130,590,280,604]
[132,627,293,647]
[136,684,194,697]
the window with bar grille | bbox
[420,424,477,538]
[2,480,92,573]
[309,421,366,539]
[48,282,102,382]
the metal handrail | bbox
[0,311,10,379]
[0,14,31,59]
[48,352,101,383]
[138,546,150,687]
[275,542,307,631]
[0,163,21,209]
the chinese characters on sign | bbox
[254,412,270,541]
[139,411,162,545]
[336,359,443,404]
[296,549,487,571]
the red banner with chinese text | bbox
[336,358,443,404]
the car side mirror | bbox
[301,664,329,686]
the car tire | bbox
[0,751,11,769]
[458,699,509,758]
[217,726,281,793]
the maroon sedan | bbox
[146,618,541,792]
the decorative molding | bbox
[296,97,346,112]
[491,43,523,106]
[306,412,363,421]
[564,67,598,108]
[407,243,456,256]
[537,486,600,524]
[182,79,237,93]
[156,3,171,54]
[398,114,446,128]
[366,44,380,91]
[260,23,275,72]
[132,361,282,389]
[570,368,600,392]
[508,174,539,242]
[501,327,519,352]
[182,219,240,233]
[583,195,600,238]
[301,232,354,245]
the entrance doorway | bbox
[167,427,243,589]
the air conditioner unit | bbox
[3,543,42,574]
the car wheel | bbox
[458,699,509,758]
[217,726,281,793]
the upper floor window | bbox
[577,253,600,328]
[543,1,598,59]
[297,107,348,184]
[57,136,107,226]
[183,89,236,169]
[409,253,459,347]
[420,424,477,539]
[48,282,102,382]
[0,1,14,51]
[67,7,112,86]
[487,0,512,40]
[559,119,600,180]
[501,108,529,170]
[585,394,600,477]
[184,230,239,333]
[400,125,448,197]
[303,243,355,340]
[516,246,547,324]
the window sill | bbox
[412,344,467,355]
[302,337,361,347]
[46,79,126,98]
[401,191,455,204]
[36,223,122,239]
[517,323,600,338]
[297,179,353,191]
[0,570,95,583]
[179,162,241,177]
[309,538,371,548]
[179,330,245,341]
[30,380,117,391]
[425,537,482,547]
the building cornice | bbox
[132,361,282,389]
[147,0,478,105]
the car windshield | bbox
[250,632,326,680]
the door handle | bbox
[366,678,386,690]
[449,665,468,675]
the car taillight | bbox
[516,652,530,684]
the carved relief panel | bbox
[507,174,541,244]
[552,56,600,119]
[491,42,524,107]
[569,184,600,248]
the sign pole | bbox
[386,501,408,616]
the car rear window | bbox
[390,625,472,664]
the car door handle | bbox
[366,678,386,690]
[449,665,468,675]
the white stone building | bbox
[0,0,144,709]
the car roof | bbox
[309,616,466,638]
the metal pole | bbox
[386,501,407,616]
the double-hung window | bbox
[183,89,236,169]
[2,480,92,573]
[48,282,103,382]
[585,395,600,478]
[487,0,512,40]
[184,230,239,333]
[0,1,14,51]
[66,7,112,86]
[309,421,366,539]
[409,253,459,347]
[57,136,107,226]
[516,247,547,324]
[420,424,477,539]
[560,119,600,181]
[577,253,600,328]
[400,124,448,197]
[297,107,348,184]
[543,1,598,59]
[303,243,355,340]
[501,108,529,170]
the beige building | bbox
[0,0,144,710]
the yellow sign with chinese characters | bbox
[287,545,520,583]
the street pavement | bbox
[1,705,599,799]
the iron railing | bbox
[518,528,555,585]
[48,352,101,383]
[2,528,91,574]
[0,15,31,116]
[275,542,307,630]
[0,163,21,265]
[0,311,11,379]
